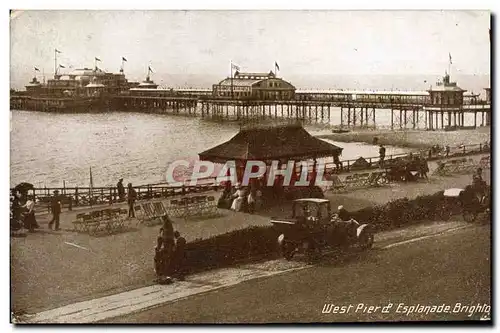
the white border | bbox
[2,2,497,333]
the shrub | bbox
[181,190,451,273]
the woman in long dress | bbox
[23,195,39,232]
[230,185,246,212]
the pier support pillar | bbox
[391,108,394,130]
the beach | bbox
[316,127,491,149]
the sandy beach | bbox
[315,127,490,149]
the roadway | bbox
[105,224,491,323]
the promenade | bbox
[11,154,490,316]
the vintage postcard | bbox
[9,10,491,324]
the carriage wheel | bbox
[463,210,477,223]
[281,241,296,260]
[358,231,374,251]
[377,176,388,185]
[439,206,452,221]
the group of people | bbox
[154,215,187,284]
[117,179,137,218]
[10,189,39,232]
[10,188,63,233]
[217,182,264,213]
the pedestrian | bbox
[420,159,429,180]
[247,189,256,214]
[445,145,450,158]
[127,183,137,218]
[159,215,175,284]
[23,194,39,232]
[333,154,342,172]
[10,190,23,231]
[379,144,386,168]
[172,231,187,280]
[48,190,62,231]
[117,178,125,202]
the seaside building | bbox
[212,71,296,100]
[25,76,43,95]
[45,68,134,97]
[485,88,491,104]
[425,72,467,129]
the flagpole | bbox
[230,60,234,99]
[54,49,57,77]
[89,166,93,207]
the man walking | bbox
[48,190,62,230]
[379,144,386,168]
[117,178,125,202]
[127,183,137,218]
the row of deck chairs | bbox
[72,208,129,235]
[167,195,217,218]
[329,171,390,193]
[433,158,477,176]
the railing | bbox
[13,142,489,211]
[327,142,489,174]
[20,182,217,212]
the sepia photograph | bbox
[8,8,492,324]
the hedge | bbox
[182,190,451,274]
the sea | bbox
[11,110,415,188]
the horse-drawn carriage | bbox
[440,185,491,223]
[384,156,425,182]
[270,198,374,260]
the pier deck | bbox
[11,91,491,130]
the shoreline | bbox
[315,127,491,149]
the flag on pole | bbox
[34,67,40,71]
[55,49,62,53]
[275,61,280,71]
[89,166,93,207]
[231,63,240,71]
[95,57,101,62]
[449,53,452,65]
[122,57,127,62]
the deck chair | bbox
[479,156,490,169]
[72,213,86,232]
[205,196,217,215]
[152,201,168,217]
[167,199,183,217]
[330,175,347,193]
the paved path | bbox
[16,220,471,323]
[102,224,490,323]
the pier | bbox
[109,95,490,130]
[11,72,491,130]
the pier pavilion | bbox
[212,71,296,100]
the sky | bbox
[9,10,491,90]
